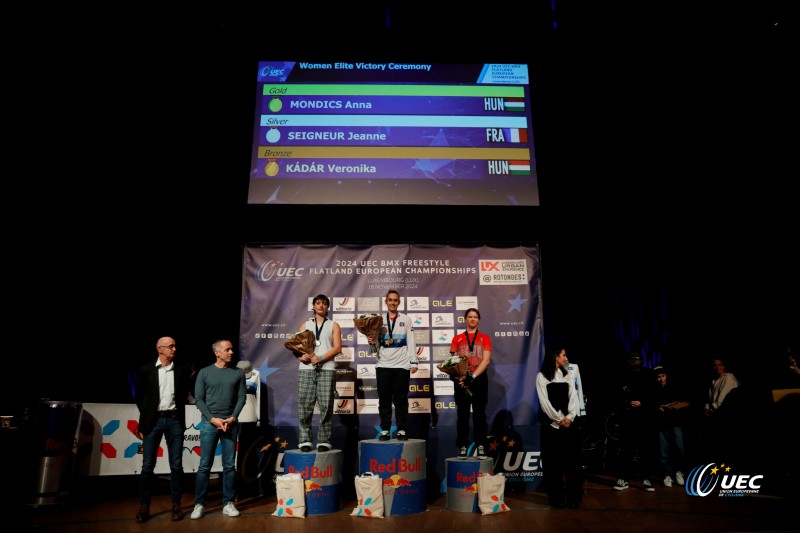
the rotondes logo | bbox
[257,260,304,281]
[685,463,764,497]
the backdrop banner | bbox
[76,403,222,476]
[240,244,545,492]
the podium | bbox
[358,439,426,515]
[445,457,493,512]
[283,448,342,515]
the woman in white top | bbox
[704,357,740,417]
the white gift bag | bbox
[272,472,306,518]
[351,472,384,518]
[477,472,510,515]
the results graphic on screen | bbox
[248,61,539,206]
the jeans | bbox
[194,420,239,506]
[657,426,685,477]
[140,416,184,505]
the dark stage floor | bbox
[15,472,797,533]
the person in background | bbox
[296,294,342,452]
[704,356,740,418]
[701,355,740,461]
[191,339,246,520]
[134,336,192,522]
[536,345,582,509]
[368,289,418,441]
[653,365,687,488]
[449,307,492,459]
[612,352,658,492]
[235,359,261,500]
[771,347,800,390]
[564,354,587,418]
[789,349,800,381]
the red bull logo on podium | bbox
[369,456,422,474]
[283,449,343,515]
[359,439,427,515]
[286,464,334,479]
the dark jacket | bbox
[618,365,657,429]
[135,360,192,436]
[654,381,688,430]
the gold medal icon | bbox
[264,159,279,176]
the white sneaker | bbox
[477,445,487,458]
[675,471,685,486]
[643,479,655,492]
[458,446,467,459]
[663,476,673,488]
[222,502,240,517]
[613,479,629,491]
[190,504,205,520]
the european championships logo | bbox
[684,463,764,497]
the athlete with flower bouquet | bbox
[294,294,341,453]
[367,289,418,442]
[448,308,492,459]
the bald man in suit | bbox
[135,336,191,522]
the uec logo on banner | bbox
[257,260,304,281]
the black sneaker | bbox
[458,446,467,459]
[477,445,487,458]
[396,430,408,441]
[299,442,313,452]
[613,479,629,491]
[317,443,331,452]
[379,430,390,441]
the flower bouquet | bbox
[354,313,383,355]
[437,354,472,397]
[284,330,316,358]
